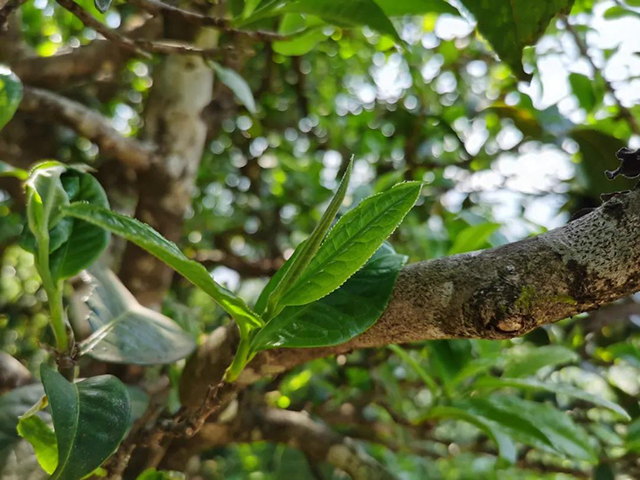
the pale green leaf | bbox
[77,268,196,365]
[208,61,257,115]
[0,67,23,130]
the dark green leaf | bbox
[262,160,352,319]
[569,73,597,113]
[94,0,111,13]
[280,0,402,44]
[374,0,460,17]
[474,377,630,420]
[0,67,23,130]
[459,0,575,80]
[41,365,131,479]
[77,268,196,365]
[61,203,264,332]
[503,345,579,378]
[208,61,257,115]
[251,243,406,350]
[280,182,421,307]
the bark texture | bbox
[181,187,640,405]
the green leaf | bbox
[459,0,575,80]
[503,345,579,378]
[23,163,111,281]
[77,268,196,365]
[61,203,264,333]
[279,0,402,44]
[0,67,23,130]
[262,160,352,319]
[373,0,460,17]
[603,5,640,20]
[251,243,406,350]
[388,345,440,395]
[273,28,327,55]
[474,377,631,420]
[280,181,421,307]
[94,0,111,13]
[208,61,257,115]
[0,384,48,479]
[569,72,599,113]
[0,160,28,180]
[41,365,131,480]
[455,396,597,462]
[447,222,499,255]
[137,469,186,480]
[425,406,517,465]
[17,415,58,475]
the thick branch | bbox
[19,86,155,169]
[181,188,640,404]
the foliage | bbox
[1,0,640,478]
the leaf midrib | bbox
[51,383,80,479]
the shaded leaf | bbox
[280,182,421,307]
[374,0,460,17]
[77,268,196,365]
[425,406,517,464]
[251,243,406,350]
[41,365,131,480]
[137,469,186,480]
[208,61,257,115]
[460,0,575,80]
[474,377,630,420]
[569,72,599,113]
[61,203,264,333]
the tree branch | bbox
[19,86,155,169]
[180,187,640,405]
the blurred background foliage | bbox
[2,0,640,478]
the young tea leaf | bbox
[41,365,131,480]
[0,67,23,130]
[279,181,421,307]
[61,203,264,332]
[251,243,406,351]
[77,267,196,365]
[262,160,353,319]
[23,163,111,281]
[0,160,28,180]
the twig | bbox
[561,16,640,135]
[106,381,237,478]
[129,0,288,42]
[56,0,152,58]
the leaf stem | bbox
[35,229,70,355]
[224,334,251,382]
